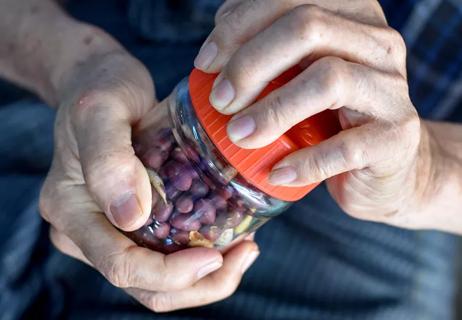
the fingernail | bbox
[227,115,256,142]
[109,192,142,227]
[197,260,222,279]
[269,166,298,185]
[194,42,218,70]
[241,250,259,273]
[210,78,235,110]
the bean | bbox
[183,145,200,163]
[209,194,227,210]
[141,146,166,170]
[176,195,194,213]
[200,174,215,189]
[194,199,216,225]
[199,225,222,242]
[128,228,163,251]
[170,212,201,231]
[153,202,173,222]
[228,209,245,227]
[217,185,234,200]
[188,166,199,179]
[155,127,173,141]
[131,127,257,253]
[171,147,188,163]
[190,179,209,198]
[165,182,180,199]
[152,221,170,239]
[165,160,182,178]
[172,173,192,191]
[165,161,193,191]
[153,128,174,152]
[215,209,244,228]
[171,230,190,245]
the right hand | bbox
[39,46,259,312]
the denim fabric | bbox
[0,1,461,320]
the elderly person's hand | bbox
[37,23,258,312]
[194,0,458,231]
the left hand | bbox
[194,0,433,229]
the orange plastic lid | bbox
[189,67,341,201]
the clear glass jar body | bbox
[128,78,290,253]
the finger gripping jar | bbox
[129,67,340,253]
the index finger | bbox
[195,0,386,72]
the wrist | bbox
[410,121,444,214]
[409,120,462,232]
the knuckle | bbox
[262,96,291,129]
[103,253,132,288]
[290,4,326,42]
[314,57,349,104]
[310,153,331,182]
[225,56,258,92]
[215,5,238,27]
[386,27,407,56]
[214,1,255,42]
[148,294,174,313]
[225,30,262,81]
[338,139,365,169]
[84,149,133,189]
[382,27,407,69]
[318,56,347,80]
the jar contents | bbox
[129,125,276,254]
[126,69,340,254]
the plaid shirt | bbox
[381,0,462,121]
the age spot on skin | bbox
[84,35,94,46]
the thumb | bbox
[75,100,152,232]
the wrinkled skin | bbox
[194,0,434,229]
[36,0,462,313]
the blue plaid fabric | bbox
[382,0,462,120]
[0,1,461,320]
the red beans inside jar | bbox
[126,69,340,253]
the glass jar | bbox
[128,68,340,253]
